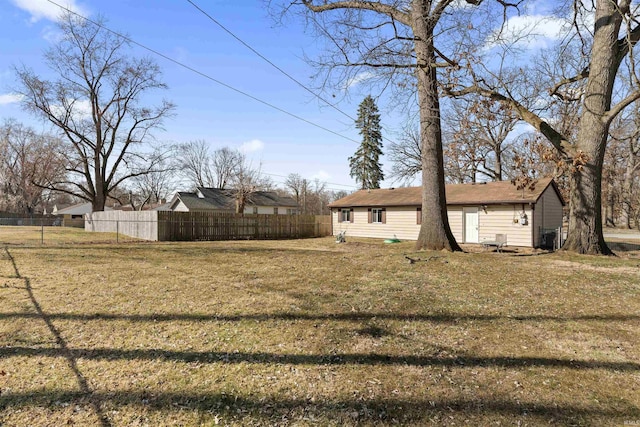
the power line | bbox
[262,171,358,189]
[43,0,362,146]
[184,0,401,148]
[185,0,354,123]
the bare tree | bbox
[388,124,422,185]
[285,173,307,212]
[177,141,242,189]
[0,120,67,214]
[127,149,177,210]
[212,147,242,189]
[14,12,174,211]
[446,97,518,182]
[605,110,640,228]
[277,0,515,251]
[444,1,640,254]
[229,154,272,214]
[176,140,214,189]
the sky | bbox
[0,0,568,193]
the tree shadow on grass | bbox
[1,311,638,324]
[2,345,639,371]
[0,389,638,425]
[607,241,640,252]
[3,245,640,426]
[3,247,112,427]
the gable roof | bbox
[328,178,564,208]
[170,188,299,211]
[54,202,113,215]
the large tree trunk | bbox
[413,3,461,252]
[622,143,637,228]
[562,1,621,255]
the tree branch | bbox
[302,0,411,27]
[549,67,589,100]
[444,84,573,156]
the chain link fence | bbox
[1,213,333,245]
[0,216,140,245]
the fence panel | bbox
[156,211,329,241]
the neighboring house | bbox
[168,187,299,215]
[328,178,565,248]
[53,202,113,220]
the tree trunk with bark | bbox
[622,149,636,228]
[561,1,624,255]
[413,2,461,251]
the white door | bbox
[464,207,479,243]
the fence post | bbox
[116,219,119,243]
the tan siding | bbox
[447,207,464,242]
[332,207,420,240]
[332,204,539,247]
[533,186,564,247]
[477,205,533,247]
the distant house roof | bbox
[170,188,299,212]
[53,202,115,215]
[150,202,172,211]
[329,178,564,208]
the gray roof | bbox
[172,188,298,211]
[54,202,113,215]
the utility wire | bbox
[185,0,354,122]
[185,0,401,148]
[262,171,358,189]
[43,0,361,146]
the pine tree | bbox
[349,95,384,189]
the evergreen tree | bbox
[349,95,384,189]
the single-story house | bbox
[169,187,299,215]
[53,202,112,219]
[328,178,565,248]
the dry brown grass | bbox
[1,228,639,426]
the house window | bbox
[372,208,383,223]
[368,207,386,224]
[274,207,279,214]
[340,208,351,222]
[287,208,297,215]
[253,207,258,214]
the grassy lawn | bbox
[1,228,639,426]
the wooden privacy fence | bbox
[87,211,331,241]
[157,211,329,241]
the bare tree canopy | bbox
[275,0,516,251]
[0,119,67,214]
[14,12,174,212]
[442,0,640,254]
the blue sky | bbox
[0,0,381,192]
[0,0,568,192]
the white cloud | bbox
[345,71,374,89]
[0,93,24,105]
[41,25,64,43]
[10,0,88,23]
[486,14,566,50]
[312,170,331,181]
[50,98,92,120]
[239,139,264,153]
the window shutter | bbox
[382,208,386,224]
[417,207,422,225]
[368,208,372,223]
[337,209,342,223]
[350,208,354,223]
